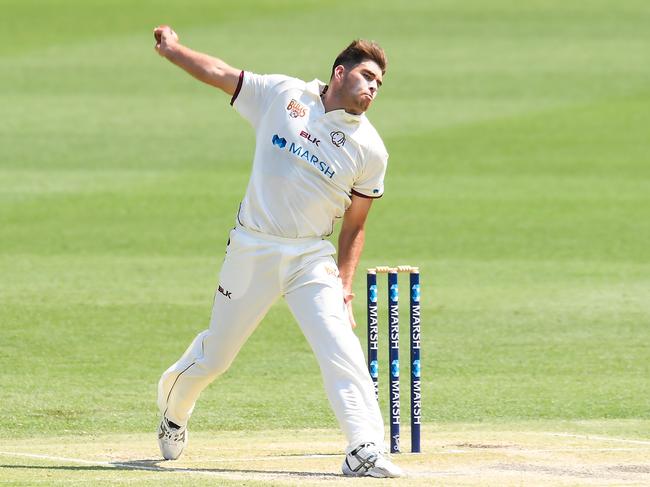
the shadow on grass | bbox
[0,459,341,478]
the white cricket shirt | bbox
[230,71,388,238]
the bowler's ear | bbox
[333,64,346,81]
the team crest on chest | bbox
[330,130,346,147]
[287,99,308,118]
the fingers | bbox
[153,25,179,53]
[153,25,167,43]
[346,300,357,329]
[153,26,165,54]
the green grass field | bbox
[2,0,650,485]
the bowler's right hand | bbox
[344,292,357,329]
[153,25,179,57]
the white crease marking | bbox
[544,433,650,446]
[442,447,646,454]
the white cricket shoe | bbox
[341,443,404,478]
[157,417,188,460]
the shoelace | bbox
[348,443,379,472]
[160,422,185,442]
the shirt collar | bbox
[305,78,326,98]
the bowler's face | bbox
[341,61,383,114]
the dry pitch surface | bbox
[2,425,650,486]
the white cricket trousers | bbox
[158,225,385,451]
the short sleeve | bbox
[352,150,388,199]
[230,71,292,128]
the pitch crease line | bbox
[441,447,645,454]
[0,451,113,466]
[543,433,650,445]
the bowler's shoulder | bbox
[243,72,305,95]
[262,73,306,91]
[353,116,388,160]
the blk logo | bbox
[218,285,232,299]
[299,130,320,146]
[272,134,287,148]
[330,130,345,147]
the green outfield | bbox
[2,0,650,485]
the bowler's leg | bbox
[158,230,280,426]
[158,304,269,426]
[285,258,385,451]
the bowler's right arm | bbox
[153,25,241,96]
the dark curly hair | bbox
[331,39,387,78]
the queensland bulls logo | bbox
[287,99,307,118]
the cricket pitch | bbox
[2,424,650,486]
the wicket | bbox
[367,265,421,454]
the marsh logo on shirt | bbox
[272,134,287,148]
[287,99,307,118]
[271,133,336,179]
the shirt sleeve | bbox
[352,149,388,199]
[230,71,292,129]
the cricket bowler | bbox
[153,25,402,478]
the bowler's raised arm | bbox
[153,25,241,96]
